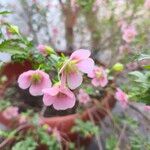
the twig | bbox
[40,105,47,117]
[87,109,104,150]
[115,124,127,149]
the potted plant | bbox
[0,15,122,150]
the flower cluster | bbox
[18,49,109,110]
[17,48,131,111]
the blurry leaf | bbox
[106,135,117,150]
[143,65,150,69]
[12,137,37,150]
[0,11,12,15]
[138,54,150,61]
[0,39,26,54]
[7,25,19,35]
[71,119,100,137]
[129,71,146,83]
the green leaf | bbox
[0,11,13,15]
[0,39,26,54]
[8,25,19,34]
[138,54,150,61]
[71,119,100,138]
[12,137,37,150]
[143,65,150,69]
[129,71,146,83]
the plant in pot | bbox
[0,15,127,149]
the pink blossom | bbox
[144,0,150,9]
[144,106,150,111]
[18,70,51,96]
[42,84,76,110]
[88,66,108,87]
[77,89,91,105]
[115,88,128,108]
[61,49,94,90]
[37,44,48,56]
[52,28,59,36]
[122,26,137,43]
[2,106,19,120]
[126,62,138,71]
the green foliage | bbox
[128,70,150,104]
[0,11,12,15]
[138,54,150,61]
[37,127,61,150]
[0,39,27,54]
[0,100,11,111]
[105,135,118,150]
[71,119,100,138]
[77,0,95,12]
[85,86,95,95]
[12,137,38,150]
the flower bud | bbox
[112,63,124,72]
[7,25,19,34]
[45,46,55,54]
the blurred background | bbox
[0,0,150,65]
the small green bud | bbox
[45,46,54,54]
[7,25,19,34]
[112,63,124,72]
[42,124,49,130]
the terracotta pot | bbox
[0,60,32,96]
[42,92,116,141]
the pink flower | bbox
[144,0,150,9]
[77,89,91,105]
[18,70,51,96]
[42,84,76,110]
[2,106,19,120]
[37,44,54,56]
[122,26,137,43]
[52,28,59,36]
[126,62,138,71]
[115,88,128,108]
[88,66,108,87]
[61,49,94,90]
[37,44,49,56]
[144,106,150,111]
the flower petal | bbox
[67,72,83,90]
[77,58,94,74]
[53,94,76,110]
[99,76,108,87]
[43,94,55,106]
[91,78,100,87]
[29,84,43,96]
[70,49,91,60]
[42,87,59,96]
[18,71,33,89]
